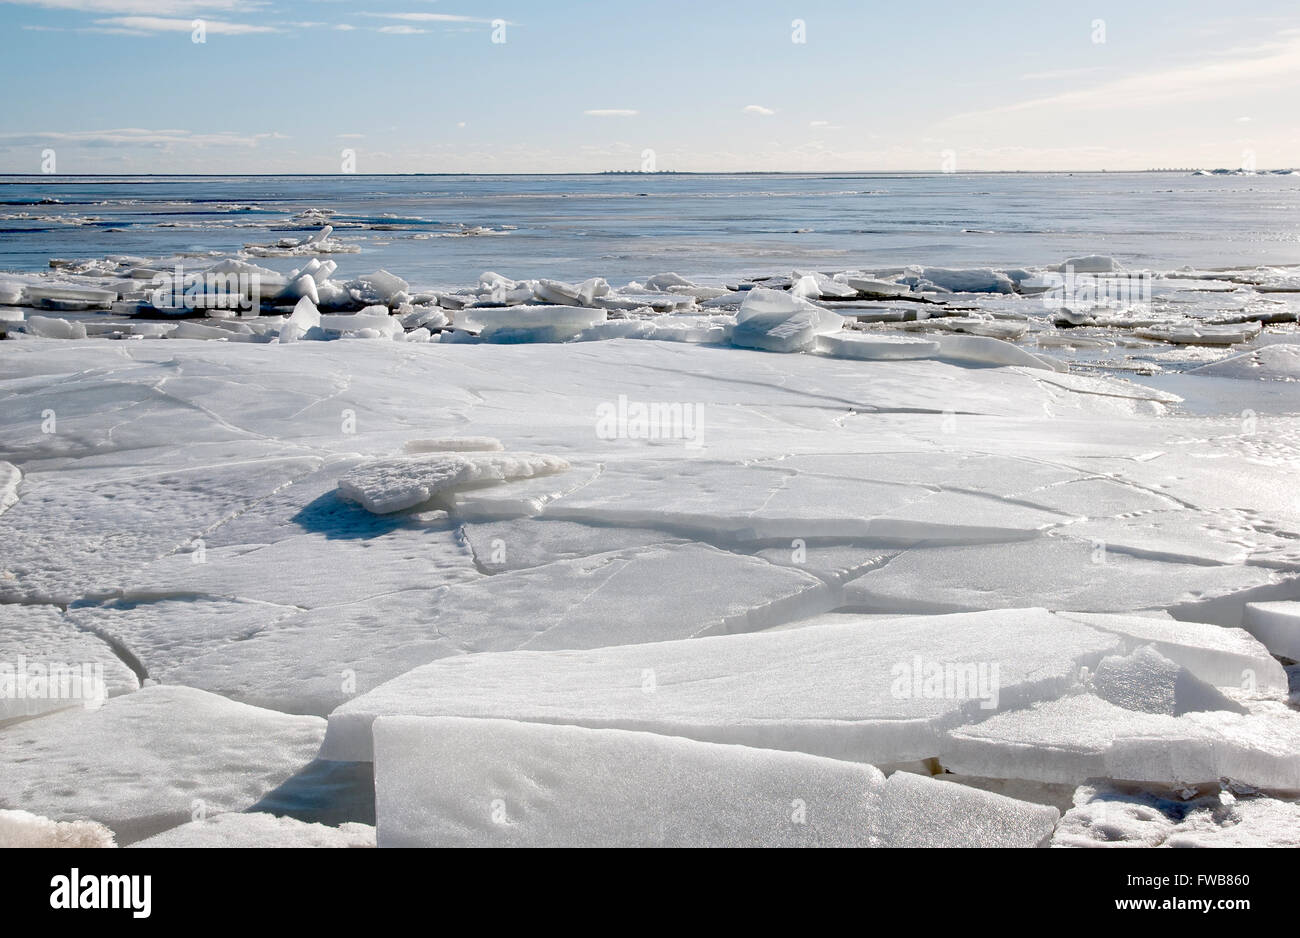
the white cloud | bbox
[0,128,267,147]
[95,15,275,33]
[584,109,638,118]
[2,0,257,12]
[743,104,775,116]
[377,25,425,34]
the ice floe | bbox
[338,452,572,514]
[132,813,374,849]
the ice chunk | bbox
[322,608,1122,762]
[24,315,87,340]
[346,269,409,305]
[372,717,1057,847]
[1243,602,1300,662]
[458,305,607,342]
[0,809,116,848]
[0,686,324,844]
[792,272,858,300]
[278,295,321,343]
[338,452,571,514]
[731,288,845,352]
[1057,255,1119,274]
[1090,646,1246,716]
[817,332,940,360]
[318,311,403,339]
[0,460,19,516]
[25,285,116,309]
[132,813,374,849]
[0,281,25,305]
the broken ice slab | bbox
[22,315,87,340]
[162,542,832,716]
[131,813,375,849]
[942,693,1300,791]
[23,285,116,309]
[0,605,139,723]
[1243,601,1300,662]
[0,686,324,844]
[931,333,1061,371]
[457,305,607,341]
[0,809,117,848]
[322,607,1122,762]
[338,452,572,514]
[372,716,1058,847]
[816,332,940,360]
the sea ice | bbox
[1188,343,1300,380]
[1089,646,1246,716]
[0,460,18,516]
[23,316,87,340]
[372,717,1058,847]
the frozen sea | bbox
[2,173,1299,849]
[2,171,1298,286]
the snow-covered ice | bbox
[131,813,374,849]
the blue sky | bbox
[1,0,1298,173]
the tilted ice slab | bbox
[322,608,1122,762]
[132,813,375,849]
[843,537,1279,622]
[1053,782,1300,848]
[458,305,607,341]
[373,717,1058,848]
[0,605,139,722]
[942,694,1300,791]
[0,686,324,844]
[163,542,832,716]
[338,452,571,514]
[1243,602,1300,661]
[0,461,18,516]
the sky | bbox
[1,0,1298,173]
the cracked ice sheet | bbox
[338,452,572,515]
[842,536,1280,622]
[0,605,138,723]
[63,598,301,683]
[460,519,685,572]
[160,542,833,716]
[372,717,1058,848]
[543,458,1069,544]
[322,608,1123,762]
[942,694,1300,791]
[0,685,324,845]
[0,455,323,605]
